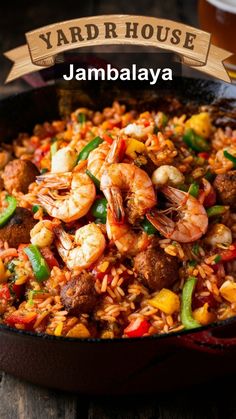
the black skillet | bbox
[0,78,236,394]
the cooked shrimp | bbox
[147,186,208,243]
[87,142,110,180]
[37,172,96,222]
[106,208,150,256]
[101,163,156,224]
[55,223,106,270]
[87,137,124,180]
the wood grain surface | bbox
[1,371,236,419]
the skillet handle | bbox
[178,323,236,354]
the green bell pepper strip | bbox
[32,204,41,214]
[223,150,236,167]
[86,170,101,189]
[206,205,228,217]
[0,195,17,227]
[183,129,210,152]
[214,254,222,264]
[77,113,86,124]
[24,245,50,282]
[91,198,107,221]
[141,217,158,235]
[204,170,215,182]
[188,182,199,198]
[181,276,201,330]
[77,136,103,162]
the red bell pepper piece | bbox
[124,318,150,338]
[220,243,236,261]
[5,311,37,329]
[0,284,11,300]
[40,247,59,269]
[12,283,25,299]
[198,152,210,160]
[118,138,127,161]
[103,133,113,145]
[18,244,29,262]
[203,187,216,207]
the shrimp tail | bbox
[54,226,73,262]
[36,172,72,189]
[37,193,57,211]
[146,212,175,238]
[105,187,125,223]
[161,186,188,206]
[106,137,123,164]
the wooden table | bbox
[2,1,235,418]
[1,371,236,419]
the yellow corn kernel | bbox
[100,330,114,339]
[140,111,151,119]
[148,288,180,315]
[125,139,146,159]
[220,280,236,303]
[66,323,90,338]
[193,303,216,326]
[185,112,212,138]
[15,275,28,285]
[0,258,7,283]
[99,261,109,273]
[54,321,64,336]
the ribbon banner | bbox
[4,15,232,83]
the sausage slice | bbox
[0,207,36,247]
[60,272,98,315]
[134,246,179,291]
[2,159,39,193]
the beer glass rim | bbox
[206,0,236,14]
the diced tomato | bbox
[33,143,50,166]
[18,244,29,261]
[40,247,59,269]
[103,133,113,145]
[143,121,150,127]
[93,270,105,280]
[220,243,236,262]
[193,293,218,310]
[198,152,210,160]
[30,136,40,149]
[5,311,37,329]
[118,138,127,161]
[93,270,112,284]
[203,187,216,207]
[12,283,25,299]
[0,284,11,301]
[124,318,150,338]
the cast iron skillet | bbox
[0,78,236,395]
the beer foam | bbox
[207,0,236,13]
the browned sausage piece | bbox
[214,171,236,210]
[0,207,36,247]
[2,159,39,193]
[134,246,179,291]
[60,272,98,315]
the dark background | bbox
[1,1,236,418]
[0,0,198,94]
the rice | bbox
[0,100,235,339]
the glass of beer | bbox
[198,0,236,78]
